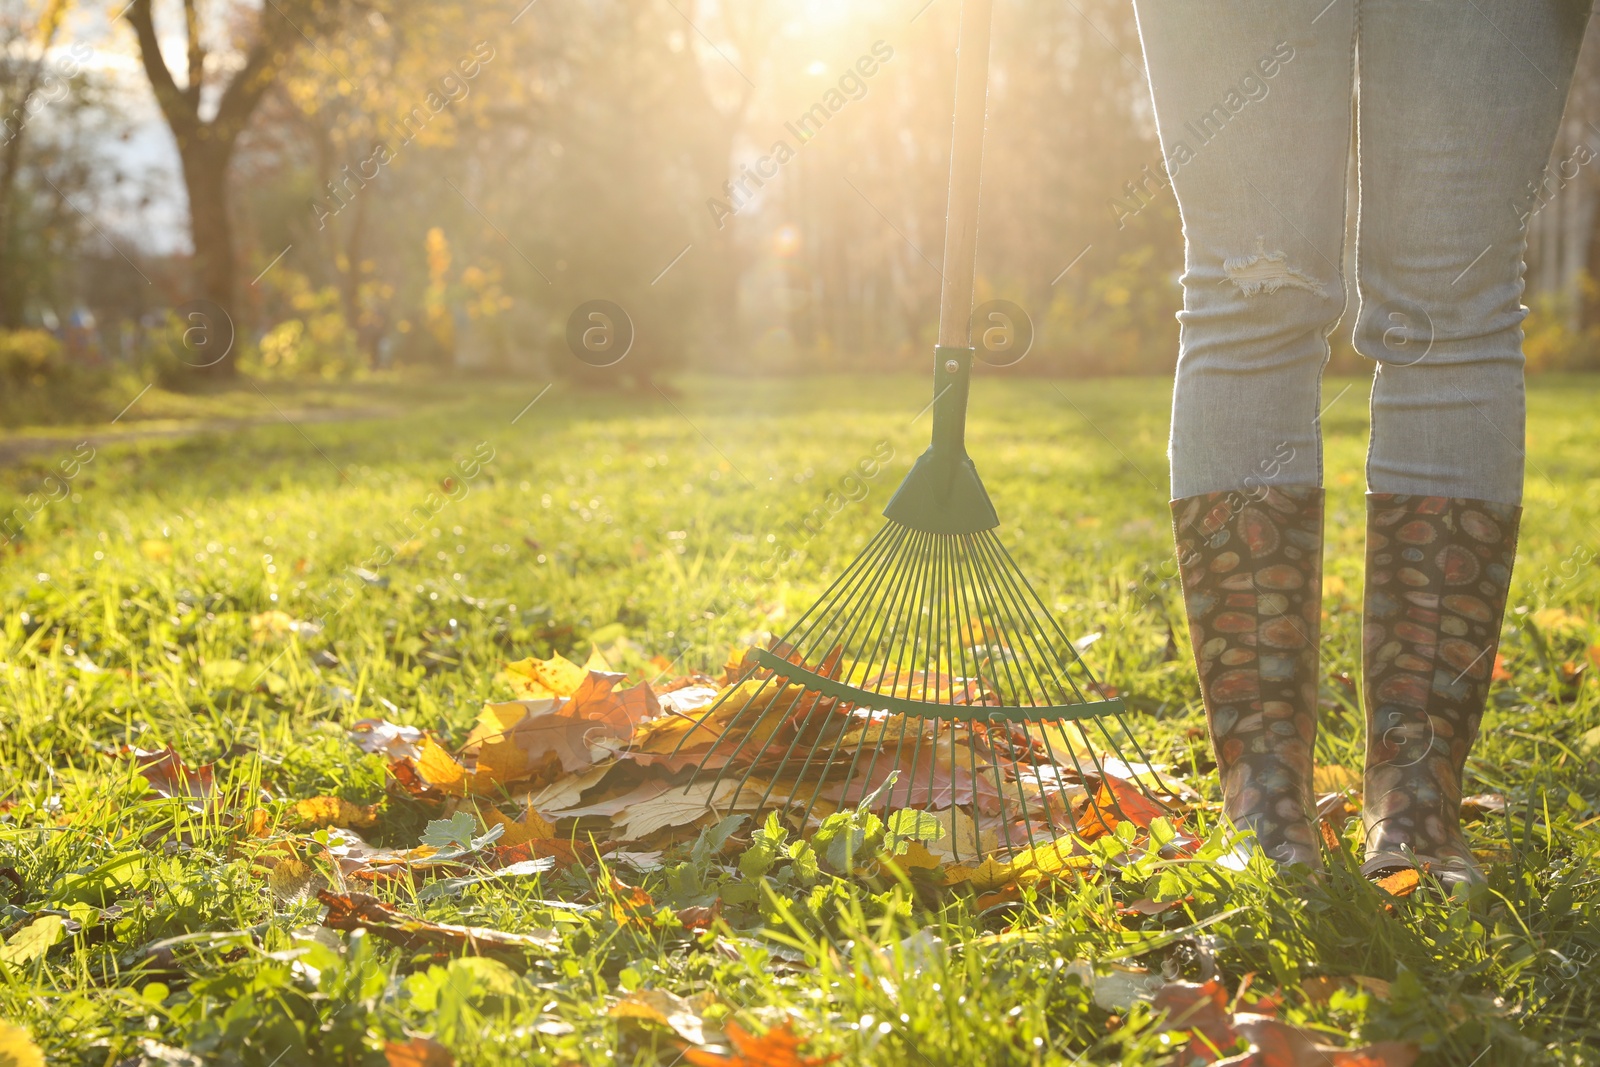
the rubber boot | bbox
[1172,486,1324,869]
[1361,494,1521,889]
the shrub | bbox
[0,329,65,387]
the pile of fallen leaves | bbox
[344,644,1197,893]
[104,642,1449,1067]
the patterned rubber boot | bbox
[1171,486,1324,870]
[1361,494,1521,889]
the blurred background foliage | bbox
[1,0,1599,415]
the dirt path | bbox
[0,407,399,468]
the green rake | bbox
[670,0,1169,859]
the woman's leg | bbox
[1355,0,1590,886]
[1133,0,1354,867]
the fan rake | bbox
[668,0,1172,860]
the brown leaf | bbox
[609,989,716,1043]
[1152,979,1237,1060]
[676,901,721,932]
[134,746,215,800]
[318,889,559,962]
[384,1037,454,1067]
[683,1021,839,1067]
[1460,793,1507,821]
[471,674,653,786]
[1150,980,1420,1067]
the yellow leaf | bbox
[582,644,614,674]
[0,1022,44,1067]
[465,700,543,751]
[499,654,588,699]
[249,610,300,643]
[1313,764,1360,793]
[268,857,325,902]
[288,796,380,831]
[609,989,713,1043]
[1532,607,1587,634]
[139,540,171,563]
[415,738,466,796]
[1008,836,1094,885]
[0,915,67,968]
[886,841,942,871]
[478,802,557,847]
[943,856,1015,891]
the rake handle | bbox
[883,0,1001,534]
[935,0,995,350]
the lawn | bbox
[1,373,1597,1066]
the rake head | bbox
[667,349,1174,861]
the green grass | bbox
[1,373,1597,1066]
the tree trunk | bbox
[178,136,238,378]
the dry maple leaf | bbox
[473,674,655,786]
[609,989,718,1043]
[319,890,559,962]
[1151,980,1420,1067]
[683,1022,839,1067]
[288,796,380,831]
[133,746,216,800]
[350,719,425,760]
[384,1036,454,1067]
[499,653,600,699]
[1374,869,1420,898]
[476,801,557,847]
[605,874,655,925]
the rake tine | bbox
[712,540,896,787]
[956,533,1047,848]
[892,532,944,827]
[944,535,1012,854]
[745,534,915,819]
[824,530,934,810]
[783,532,928,822]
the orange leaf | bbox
[384,1037,454,1067]
[1375,869,1420,898]
[478,802,557,847]
[607,874,655,925]
[683,1022,839,1067]
[133,746,216,800]
[1491,653,1512,683]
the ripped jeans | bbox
[1133,0,1591,504]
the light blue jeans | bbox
[1133,0,1591,505]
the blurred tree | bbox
[125,0,353,375]
[0,0,71,327]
